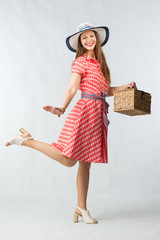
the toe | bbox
[93,219,98,224]
[5,142,10,147]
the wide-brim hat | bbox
[66,22,109,52]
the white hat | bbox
[66,22,109,52]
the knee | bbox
[64,157,77,167]
[79,161,91,170]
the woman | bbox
[6,23,137,224]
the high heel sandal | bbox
[73,206,98,224]
[5,128,33,147]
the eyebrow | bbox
[82,33,94,37]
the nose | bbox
[87,37,93,43]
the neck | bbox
[86,50,95,60]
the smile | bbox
[86,43,94,47]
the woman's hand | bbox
[108,82,137,97]
[43,106,65,117]
[125,82,137,90]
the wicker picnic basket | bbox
[113,88,151,116]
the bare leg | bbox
[21,133,77,167]
[75,161,91,213]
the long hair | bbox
[75,31,111,86]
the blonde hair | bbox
[75,31,111,86]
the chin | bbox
[85,46,95,51]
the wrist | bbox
[123,84,129,90]
[61,107,66,113]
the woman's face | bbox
[80,30,97,52]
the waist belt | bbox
[81,91,110,127]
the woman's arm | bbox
[43,72,81,115]
[61,72,81,110]
[107,82,137,97]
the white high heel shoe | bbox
[73,206,98,224]
[5,128,33,147]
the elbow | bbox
[107,87,113,97]
[68,86,78,96]
[71,87,78,96]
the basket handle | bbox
[141,91,145,100]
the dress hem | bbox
[51,142,108,164]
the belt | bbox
[81,91,110,127]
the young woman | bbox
[6,23,137,224]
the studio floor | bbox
[1,194,160,240]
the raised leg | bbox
[19,129,77,167]
[23,139,77,167]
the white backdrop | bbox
[1,0,160,239]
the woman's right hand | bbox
[43,106,65,116]
[126,82,137,90]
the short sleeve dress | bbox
[52,53,110,163]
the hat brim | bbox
[66,26,109,53]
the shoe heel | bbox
[73,213,79,223]
[19,128,28,134]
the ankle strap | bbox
[76,206,87,212]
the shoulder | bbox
[72,55,87,66]
[71,55,87,75]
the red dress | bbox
[52,53,109,163]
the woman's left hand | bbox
[43,106,65,117]
[126,82,137,90]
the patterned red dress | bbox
[52,53,110,163]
